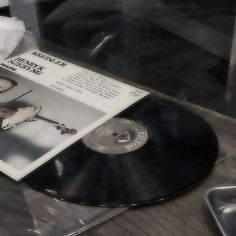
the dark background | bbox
[11,0,236,116]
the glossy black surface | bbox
[0,6,10,17]
[35,0,236,115]
[26,95,219,207]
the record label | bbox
[82,118,149,154]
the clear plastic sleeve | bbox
[0,176,126,236]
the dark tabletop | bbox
[81,93,236,236]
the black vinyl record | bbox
[26,95,219,207]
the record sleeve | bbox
[0,49,148,181]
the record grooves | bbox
[26,95,219,207]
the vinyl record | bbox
[26,95,219,207]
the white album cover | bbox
[0,49,149,180]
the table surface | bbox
[81,94,236,236]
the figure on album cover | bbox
[0,76,77,134]
[0,72,107,173]
[0,77,41,131]
[0,76,17,94]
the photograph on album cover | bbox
[0,71,105,172]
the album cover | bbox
[0,50,148,180]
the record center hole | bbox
[112,132,118,136]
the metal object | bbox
[205,186,236,236]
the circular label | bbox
[82,118,149,155]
